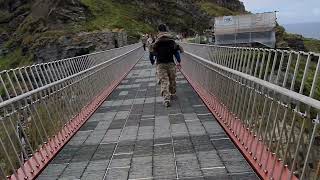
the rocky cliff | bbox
[0,0,246,69]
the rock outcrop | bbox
[0,0,246,68]
[34,31,127,63]
[116,0,246,34]
[0,0,128,65]
[211,0,245,12]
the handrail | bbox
[181,43,320,180]
[181,42,320,104]
[186,52,320,110]
[0,45,140,109]
[0,43,143,180]
[0,43,140,101]
[184,42,320,56]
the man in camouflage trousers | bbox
[150,24,181,107]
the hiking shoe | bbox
[170,94,177,100]
[164,100,170,107]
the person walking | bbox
[150,24,181,107]
[141,34,148,51]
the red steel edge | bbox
[180,68,299,180]
[9,56,141,180]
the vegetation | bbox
[198,1,238,16]
[0,10,11,23]
[304,38,320,53]
[0,49,33,71]
[0,95,72,175]
[80,0,153,36]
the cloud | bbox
[240,0,320,24]
[313,8,320,16]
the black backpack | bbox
[153,39,177,63]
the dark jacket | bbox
[150,32,181,65]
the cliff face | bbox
[0,0,246,69]
[115,0,246,33]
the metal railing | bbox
[0,44,139,101]
[0,43,143,179]
[181,43,320,179]
[182,43,320,101]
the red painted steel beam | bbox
[180,68,299,180]
[9,56,141,180]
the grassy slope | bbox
[198,1,238,16]
[0,49,33,70]
[80,0,153,35]
[0,0,155,70]
[304,38,320,53]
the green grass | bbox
[0,10,12,23]
[198,1,237,17]
[0,26,6,33]
[0,49,33,71]
[304,38,320,53]
[79,0,153,36]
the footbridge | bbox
[0,43,319,180]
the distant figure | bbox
[114,39,119,48]
[150,24,182,107]
[141,34,148,51]
[147,35,155,52]
[147,34,156,66]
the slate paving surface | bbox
[38,55,259,180]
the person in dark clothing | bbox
[114,39,119,48]
[150,24,182,107]
[141,34,148,51]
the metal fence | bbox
[181,43,320,179]
[0,44,139,101]
[0,43,143,179]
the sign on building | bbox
[214,12,277,48]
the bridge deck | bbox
[38,57,259,180]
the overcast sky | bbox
[240,0,320,25]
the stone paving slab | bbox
[38,55,259,180]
